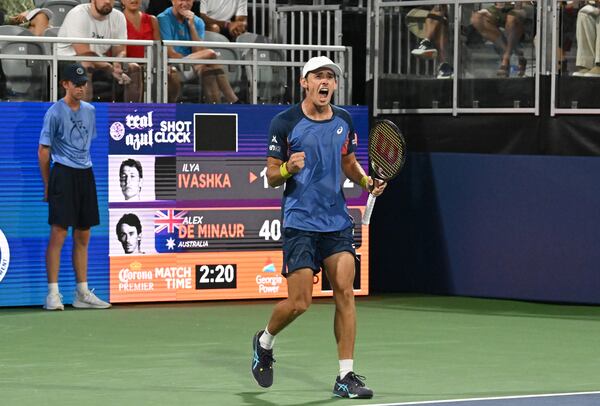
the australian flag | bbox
[154,209,187,253]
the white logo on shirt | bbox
[271,136,278,144]
[336,126,343,134]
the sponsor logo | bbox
[337,126,344,135]
[256,258,282,293]
[117,262,155,292]
[0,229,10,283]
[269,144,281,152]
[110,111,193,151]
[271,135,278,144]
[110,121,125,141]
[262,259,276,273]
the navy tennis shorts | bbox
[48,163,100,228]
[282,226,356,276]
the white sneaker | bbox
[411,39,438,59]
[44,293,64,311]
[72,289,112,309]
[572,68,590,77]
[584,66,600,77]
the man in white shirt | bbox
[57,0,139,101]
[199,0,247,40]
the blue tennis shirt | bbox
[158,7,206,57]
[267,103,358,232]
[39,99,97,169]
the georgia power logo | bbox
[0,229,10,283]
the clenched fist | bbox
[286,152,305,174]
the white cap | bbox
[26,8,54,22]
[302,56,342,78]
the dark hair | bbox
[116,213,142,237]
[119,158,143,178]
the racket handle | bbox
[362,194,377,225]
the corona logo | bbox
[130,261,143,271]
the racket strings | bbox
[369,123,406,180]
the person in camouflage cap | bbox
[2,0,35,24]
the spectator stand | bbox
[161,39,349,104]
[0,27,50,101]
[40,0,81,27]
[236,32,288,104]
[0,35,154,102]
[369,0,542,116]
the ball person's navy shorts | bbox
[48,162,100,228]
[282,226,356,276]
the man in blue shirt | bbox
[157,0,239,103]
[38,63,111,311]
[251,56,387,399]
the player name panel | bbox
[110,207,364,256]
[153,157,365,201]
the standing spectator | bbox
[158,0,240,103]
[199,0,247,41]
[57,0,139,102]
[38,63,111,311]
[573,1,600,76]
[122,0,161,101]
[411,5,453,79]
[1,0,34,25]
[25,8,53,37]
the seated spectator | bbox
[25,8,53,37]
[410,5,453,79]
[158,0,240,103]
[199,0,247,41]
[573,0,600,76]
[2,0,35,25]
[57,0,140,102]
[558,0,579,75]
[122,0,161,102]
[470,2,528,77]
[147,0,199,16]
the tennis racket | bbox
[361,119,407,225]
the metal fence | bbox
[368,0,600,116]
[0,35,351,105]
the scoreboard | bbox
[107,104,370,303]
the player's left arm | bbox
[342,153,387,197]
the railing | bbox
[369,0,600,116]
[0,36,154,102]
[162,40,350,104]
[369,0,542,116]
[0,36,351,105]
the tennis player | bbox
[251,56,386,399]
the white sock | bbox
[259,327,275,350]
[339,359,353,379]
[76,282,89,294]
[48,283,59,295]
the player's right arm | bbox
[266,152,305,188]
[38,110,56,202]
[38,145,51,202]
[265,115,305,187]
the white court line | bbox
[357,390,600,406]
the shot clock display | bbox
[107,104,371,303]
